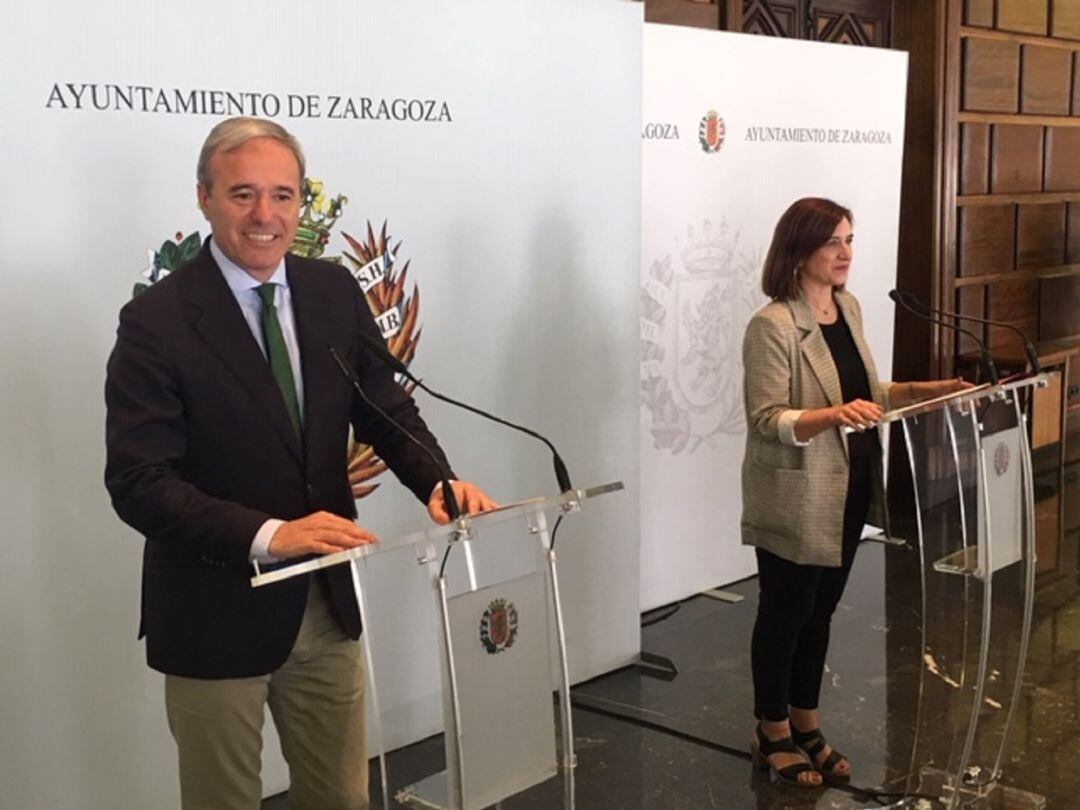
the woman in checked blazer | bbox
[742,197,965,787]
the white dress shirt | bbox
[211,238,303,564]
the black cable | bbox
[438,542,453,580]
[570,693,751,761]
[327,344,460,521]
[549,513,564,551]
[356,330,573,494]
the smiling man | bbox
[105,117,495,810]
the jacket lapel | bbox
[183,243,304,465]
[286,256,342,474]
[789,297,844,409]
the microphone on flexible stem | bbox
[328,343,461,521]
[888,289,1000,386]
[354,329,575,496]
[896,290,1041,375]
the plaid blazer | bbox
[740,290,890,566]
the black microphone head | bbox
[888,289,901,303]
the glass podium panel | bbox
[885,382,1044,809]
[252,484,622,810]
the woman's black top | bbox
[819,312,879,460]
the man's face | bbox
[197,137,301,280]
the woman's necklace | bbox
[807,293,835,320]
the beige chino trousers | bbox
[165,578,368,810]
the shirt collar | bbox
[210,237,289,295]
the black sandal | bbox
[750,724,822,787]
[791,726,851,784]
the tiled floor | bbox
[265,540,1080,808]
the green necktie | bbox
[256,283,303,437]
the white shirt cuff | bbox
[250,519,284,564]
[778,409,811,447]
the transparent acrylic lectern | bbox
[251,481,624,810]
[875,374,1048,809]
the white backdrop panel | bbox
[640,25,907,610]
[0,2,641,807]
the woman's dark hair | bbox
[761,197,853,301]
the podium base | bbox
[881,767,1046,809]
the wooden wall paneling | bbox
[987,276,1038,332]
[989,318,1039,349]
[1022,45,1073,115]
[810,6,888,46]
[1039,275,1080,338]
[1017,202,1067,268]
[1068,202,1080,261]
[645,0,722,28]
[1036,494,1062,573]
[892,0,946,382]
[959,204,1017,276]
[990,124,1045,192]
[1074,53,1080,116]
[957,285,988,353]
[742,0,799,36]
[961,122,991,194]
[1033,372,1064,446]
[1045,126,1080,190]
[964,0,994,27]
[724,0,744,29]
[942,0,964,378]
[963,39,1021,112]
[986,265,1028,314]
[1065,461,1080,530]
[1069,356,1080,408]
[1053,0,1080,39]
[997,0,1050,36]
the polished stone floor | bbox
[265,540,1080,809]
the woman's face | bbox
[800,217,853,289]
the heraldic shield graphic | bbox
[641,219,765,455]
[480,598,519,655]
[135,178,422,499]
[698,109,726,154]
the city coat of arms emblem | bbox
[698,110,726,154]
[135,178,422,499]
[480,598,519,654]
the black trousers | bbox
[750,453,873,721]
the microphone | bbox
[889,289,1000,386]
[355,329,575,495]
[328,343,461,521]
[897,290,1040,374]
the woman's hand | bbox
[830,398,883,431]
[793,399,883,442]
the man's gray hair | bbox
[196,117,306,191]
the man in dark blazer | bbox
[105,117,494,810]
